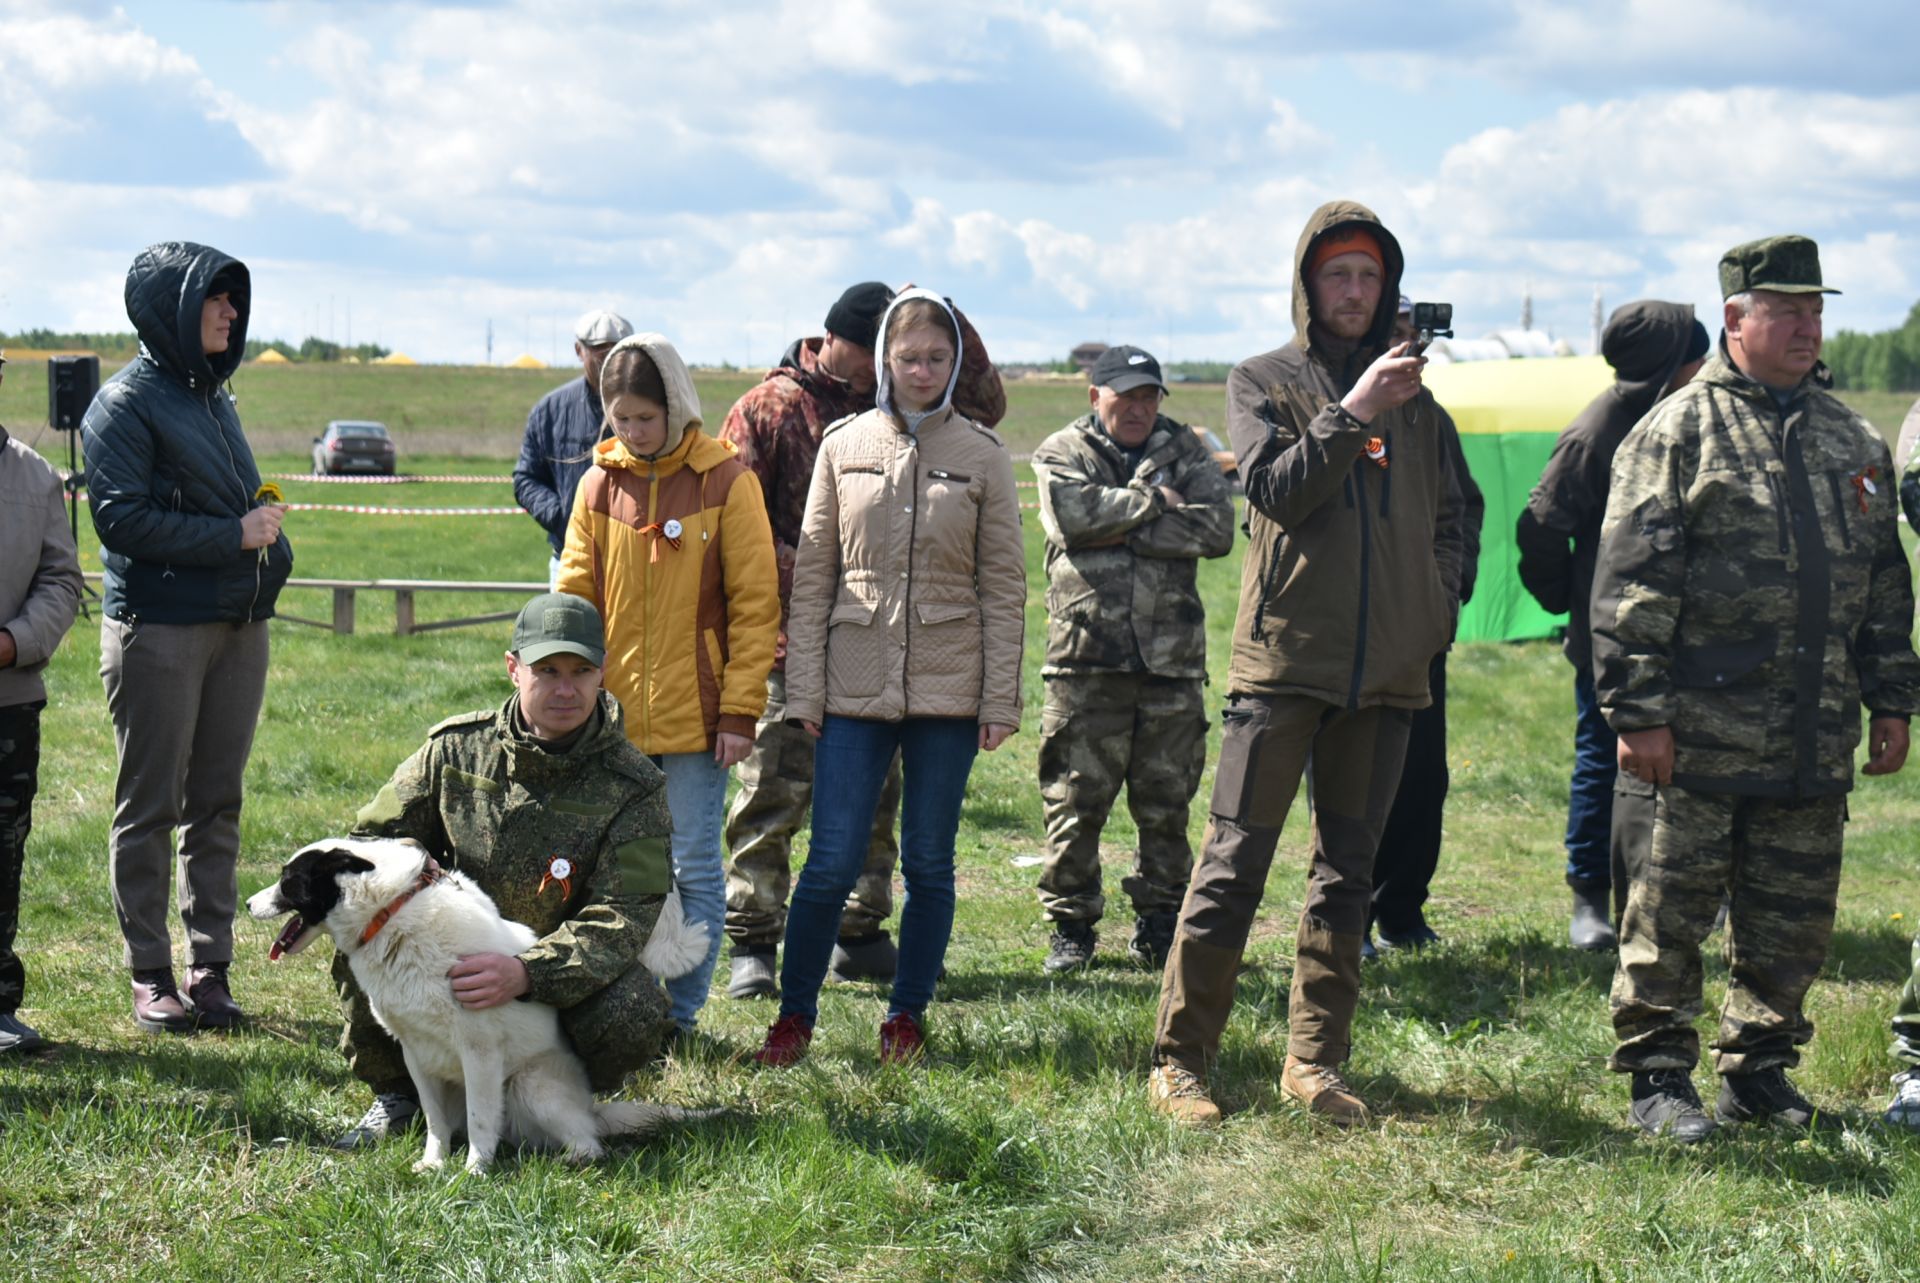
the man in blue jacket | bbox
[82,242,293,1034]
[513,309,633,584]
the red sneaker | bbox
[752,1013,814,1068]
[879,1011,925,1065]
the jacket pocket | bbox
[825,598,883,700]
[1206,699,1289,828]
[1671,631,1777,689]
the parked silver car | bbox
[312,420,396,475]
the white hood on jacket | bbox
[874,288,963,429]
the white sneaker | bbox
[1885,1068,1920,1130]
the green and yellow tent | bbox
[1424,356,1613,644]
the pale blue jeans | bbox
[658,750,730,1030]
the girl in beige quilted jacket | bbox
[753,289,1026,1068]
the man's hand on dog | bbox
[449,953,530,1009]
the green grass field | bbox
[7,376,1920,1282]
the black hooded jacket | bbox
[1515,300,1696,673]
[82,242,292,624]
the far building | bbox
[1070,341,1108,373]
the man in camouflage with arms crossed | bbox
[1593,235,1920,1142]
[332,594,678,1148]
[719,282,1005,998]
[1031,344,1234,972]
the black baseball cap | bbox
[512,593,605,666]
[1089,344,1168,395]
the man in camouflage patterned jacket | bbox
[1593,235,1920,1142]
[717,282,1005,998]
[331,594,676,1149]
[1031,345,1234,973]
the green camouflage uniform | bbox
[338,690,675,1092]
[1593,347,1920,1075]
[1032,411,1235,923]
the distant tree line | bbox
[1824,303,1920,391]
[0,329,388,364]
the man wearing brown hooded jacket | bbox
[1148,201,1466,1127]
[1516,302,1708,950]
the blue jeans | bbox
[779,715,978,1024]
[658,751,730,1030]
[1566,668,1618,887]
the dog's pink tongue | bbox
[269,916,306,962]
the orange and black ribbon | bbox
[1852,466,1879,514]
[1364,437,1389,469]
[537,855,575,900]
[638,523,683,564]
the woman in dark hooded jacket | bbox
[82,241,292,1034]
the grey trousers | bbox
[100,617,270,970]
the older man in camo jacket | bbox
[1593,235,1920,1142]
[330,594,676,1149]
[1031,345,1234,973]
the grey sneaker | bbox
[0,1012,44,1053]
[1885,1069,1920,1130]
[728,950,779,1000]
[1568,884,1617,951]
[331,1091,422,1151]
[1629,1068,1717,1143]
[1043,921,1097,974]
[830,932,898,983]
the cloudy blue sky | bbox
[2,0,1913,365]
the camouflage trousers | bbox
[1890,933,1920,1067]
[335,950,672,1095]
[723,670,900,950]
[1036,671,1206,923]
[0,701,42,1014]
[1610,785,1845,1076]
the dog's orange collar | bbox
[360,858,447,946]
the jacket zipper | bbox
[1825,471,1853,549]
[1348,462,1372,711]
[211,385,265,620]
[1377,430,1392,518]
[641,466,659,747]
[902,433,921,714]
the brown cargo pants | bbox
[1153,694,1411,1074]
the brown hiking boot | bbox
[1148,1062,1222,1126]
[131,969,196,1034]
[1281,1054,1370,1127]
[186,963,246,1030]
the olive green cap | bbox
[511,592,605,666]
[1718,234,1840,299]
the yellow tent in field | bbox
[1422,355,1613,643]
[508,354,548,369]
[252,349,291,365]
[374,352,418,366]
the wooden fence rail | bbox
[81,574,547,637]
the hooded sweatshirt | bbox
[1515,300,1698,673]
[784,290,1027,727]
[556,333,779,756]
[1222,202,1467,708]
[81,242,293,624]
